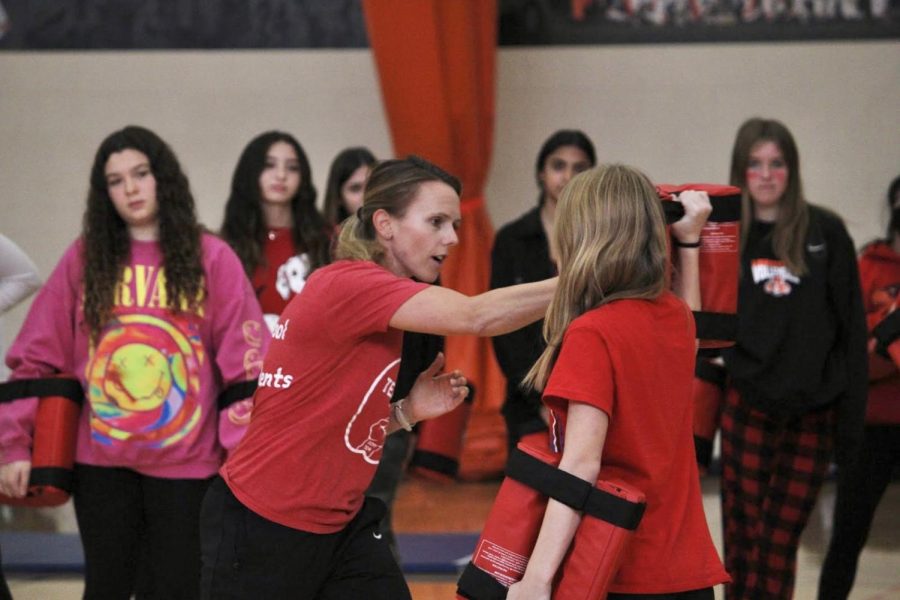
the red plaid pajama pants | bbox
[720,387,835,600]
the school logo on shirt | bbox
[344,359,400,465]
[85,312,204,448]
[751,258,800,297]
[275,253,311,301]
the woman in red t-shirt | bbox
[220,131,332,333]
[507,165,729,600]
[200,156,560,599]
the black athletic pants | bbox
[200,477,410,600]
[73,463,213,600]
[818,425,900,600]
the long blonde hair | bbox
[524,164,668,391]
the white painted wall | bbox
[2,41,898,352]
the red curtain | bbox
[363,0,507,479]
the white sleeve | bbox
[0,234,42,314]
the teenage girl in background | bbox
[720,118,867,599]
[491,129,596,451]
[220,131,331,333]
[507,165,728,599]
[818,175,900,600]
[0,126,266,599]
[322,146,377,227]
[200,156,558,599]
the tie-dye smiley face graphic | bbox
[86,313,204,448]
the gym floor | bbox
[3,475,899,599]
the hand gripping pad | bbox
[658,183,742,349]
[0,377,82,507]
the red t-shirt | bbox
[857,241,900,423]
[543,292,729,594]
[222,260,428,533]
[251,227,311,333]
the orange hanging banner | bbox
[364,0,508,478]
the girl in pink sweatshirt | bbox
[0,126,267,600]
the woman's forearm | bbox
[390,277,557,338]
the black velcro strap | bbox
[662,194,742,225]
[506,448,645,530]
[0,378,83,405]
[873,310,900,357]
[694,360,727,388]
[28,467,74,493]
[457,562,508,600]
[409,449,459,478]
[216,380,257,411]
[693,311,737,342]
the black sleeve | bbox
[395,331,445,402]
[827,216,869,467]
[489,231,525,378]
[489,229,545,422]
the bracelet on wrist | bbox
[392,398,414,431]
[674,238,702,248]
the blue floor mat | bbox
[0,531,478,575]
[396,532,476,574]
[1,532,83,574]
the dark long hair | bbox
[730,117,810,276]
[323,147,377,226]
[82,125,204,341]
[535,129,597,204]
[220,131,330,277]
[887,174,900,240]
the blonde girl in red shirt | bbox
[508,165,729,600]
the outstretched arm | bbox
[389,277,557,338]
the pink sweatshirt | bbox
[1,234,268,479]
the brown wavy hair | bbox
[82,126,204,341]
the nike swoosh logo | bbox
[807,243,826,252]
[373,532,383,539]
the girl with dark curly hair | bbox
[0,126,267,599]
[220,131,331,333]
